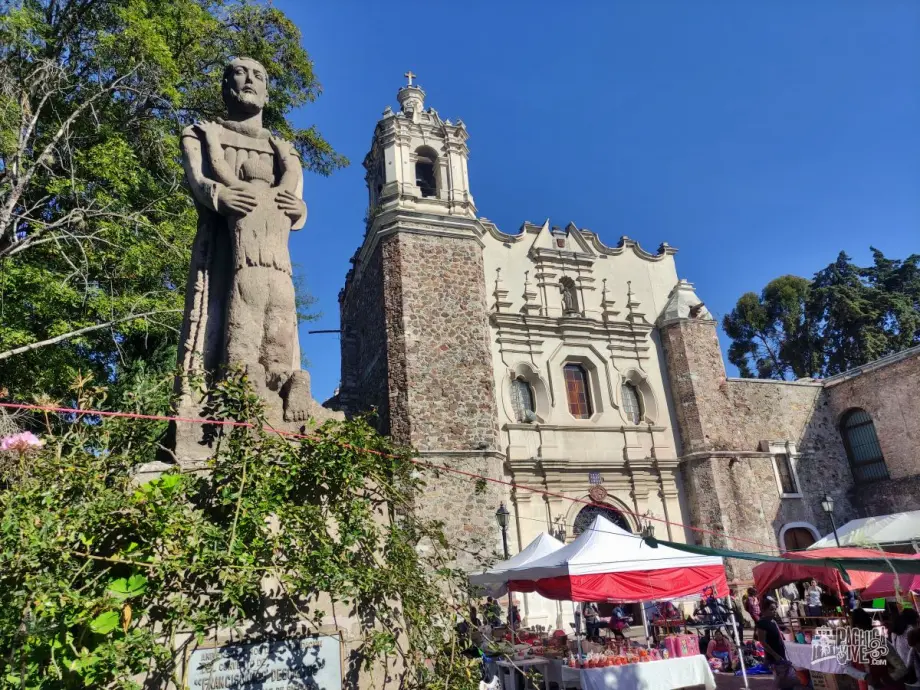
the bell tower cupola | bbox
[363,71,475,218]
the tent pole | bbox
[639,602,650,648]
[572,601,585,664]
[725,595,749,690]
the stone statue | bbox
[171,57,318,460]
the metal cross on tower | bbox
[404,70,416,87]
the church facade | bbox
[334,79,920,627]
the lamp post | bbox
[821,493,840,547]
[495,503,513,640]
[496,502,510,559]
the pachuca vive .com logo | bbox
[812,627,887,666]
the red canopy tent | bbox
[861,572,920,599]
[753,547,920,593]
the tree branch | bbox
[0,67,139,244]
[0,309,182,361]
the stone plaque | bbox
[188,635,341,690]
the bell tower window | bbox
[415,146,439,198]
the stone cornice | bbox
[417,449,507,460]
[492,312,652,338]
[678,450,774,462]
[479,220,677,263]
[504,423,667,433]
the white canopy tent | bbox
[469,532,565,598]
[809,510,920,550]
[503,516,728,603]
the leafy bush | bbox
[0,372,479,689]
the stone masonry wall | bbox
[382,232,500,452]
[341,228,503,570]
[417,454,507,571]
[662,319,859,580]
[823,347,920,514]
[338,245,391,431]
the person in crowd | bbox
[849,607,909,690]
[905,627,920,683]
[755,599,801,688]
[583,601,601,640]
[780,582,800,603]
[745,587,761,623]
[469,605,481,628]
[485,597,502,627]
[610,604,630,640]
[706,630,736,671]
[845,589,859,611]
[805,579,823,619]
[509,603,522,629]
[892,608,920,665]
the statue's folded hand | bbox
[217,186,258,216]
[275,189,306,221]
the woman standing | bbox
[805,579,823,623]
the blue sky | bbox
[278,0,920,401]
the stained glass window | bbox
[621,382,642,424]
[564,364,592,419]
[841,409,889,482]
[573,505,631,535]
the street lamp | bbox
[495,503,514,638]
[821,493,840,547]
[495,503,510,559]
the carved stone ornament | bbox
[588,484,608,503]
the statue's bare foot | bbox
[282,370,313,423]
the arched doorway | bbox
[573,504,632,536]
[782,526,817,551]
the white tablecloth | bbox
[560,656,716,690]
[785,642,849,674]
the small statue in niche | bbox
[561,278,580,315]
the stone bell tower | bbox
[336,74,503,565]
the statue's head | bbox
[222,57,268,116]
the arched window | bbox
[621,381,642,424]
[510,377,536,422]
[841,409,889,482]
[573,505,631,536]
[415,146,438,197]
[560,277,580,315]
[563,364,592,419]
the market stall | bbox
[506,516,729,602]
[469,532,565,598]
[752,546,920,593]
[485,515,733,690]
[560,655,716,690]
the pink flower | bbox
[1,432,44,453]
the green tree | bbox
[723,275,820,379]
[0,0,342,402]
[724,249,920,379]
[0,372,482,689]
